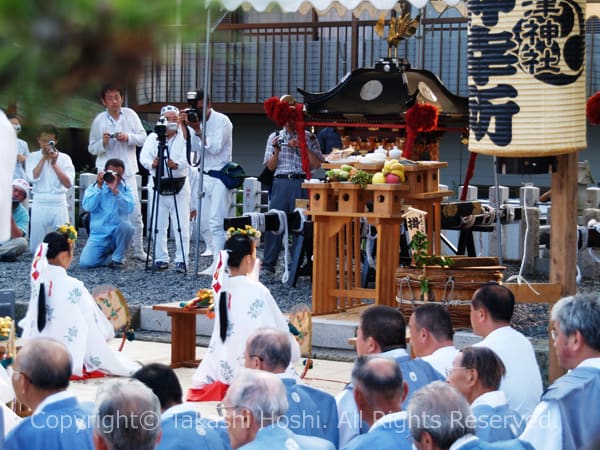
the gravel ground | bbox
[3,234,599,339]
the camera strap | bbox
[186,125,201,168]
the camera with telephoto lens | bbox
[184,91,200,123]
[103,170,118,183]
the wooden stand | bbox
[322,162,451,254]
[152,302,210,368]
[306,162,451,315]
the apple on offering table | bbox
[385,173,402,184]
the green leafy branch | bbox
[409,231,452,300]
[409,231,453,268]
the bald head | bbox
[351,356,407,426]
[352,356,404,399]
[245,327,291,372]
[18,338,72,390]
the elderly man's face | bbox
[221,395,253,449]
[446,353,472,399]
[551,323,578,370]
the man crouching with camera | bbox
[0,179,30,262]
[79,158,135,269]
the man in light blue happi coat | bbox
[221,369,334,449]
[4,338,94,450]
[245,327,338,447]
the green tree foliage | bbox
[0,0,213,120]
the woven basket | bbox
[396,261,504,329]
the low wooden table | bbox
[152,302,210,368]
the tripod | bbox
[145,126,188,273]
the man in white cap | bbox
[0,178,30,262]
[140,105,200,273]
[88,83,149,261]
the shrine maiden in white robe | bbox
[190,275,300,393]
[18,263,140,377]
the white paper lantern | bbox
[468,0,587,157]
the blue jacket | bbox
[541,366,600,450]
[336,349,444,447]
[157,408,231,450]
[452,436,534,450]
[4,396,94,450]
[391,352,445,408]
[82,181,134,241]
[239,424,334,450]
[281,377,338,447]
[472,403,524,442]
[342,412,412,450]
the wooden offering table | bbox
[306,162,451,315]
[152,302,210,368]
[321,162,451,254]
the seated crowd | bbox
[2,287,600,450]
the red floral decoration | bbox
[403,103,439,160]
[587,92,600,125]
[263,96,279,118]
[406,103,439,132]
[263,96,296,128]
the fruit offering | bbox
[0,317,12,340]
[381,159,406,183]
[180,289,214,310]
[372,172,386,184]
[325,164,354,181]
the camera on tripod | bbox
[184,91,200,123]
[154,117,168,142]
[103,170,118,183]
